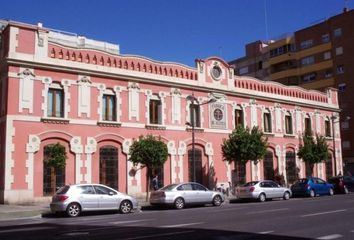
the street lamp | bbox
[186,94,216,183]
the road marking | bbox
[110,219,155,225]
[301,209,347,217]
[123,230,194,239]
[316,234,343,239]
[258,231,274,234]
[208,207,247,213]
[63,232,90,236]
[160,222,204,228]
[0,226,54,234]
[247,208,289,214]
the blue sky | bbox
[2,0,352,66]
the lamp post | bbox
[186,94,216,182]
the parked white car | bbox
[236,180,292,202]
[50,184,138,217]
[150,182,225,209]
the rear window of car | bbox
[296,179,308,184]
[56,185,70,194]
[243,181,258,187]
[160,184,178,191]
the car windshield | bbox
[242,181,259,187]
[160,184,178,191]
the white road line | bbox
[258,231,274,234]
[0,226,54,234]
[301,209,347,217]
[159,222,204,228]
[123,230,194,240]
[208,207,248,213]
[247,208,289,214]
[316,234,343,239]
[110,219,155,225]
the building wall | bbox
[0,21,341,204]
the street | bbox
[0,194,354,240]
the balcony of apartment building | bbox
[270,59,298,80]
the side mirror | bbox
[108,191,114,196]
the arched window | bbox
[286,151,297,185]
[43,144,66,196]
[149,166,164,190]
[188,149,203,184]
[263,151,274,180]
[100,145,118,190]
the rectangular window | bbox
[334,28,342,37]
[322,33,330,43]
[301,56,315,66]
[102,94,116,121]
[300,39,313,49]
[239,66,249,75]
[190,104,201,128]
[47,88,64,118]
[235,109,244,128]
[263,112,272,133]
[285,115,293,134]
[325,120,331,137]
[336,65,344,74]
[301,73,316,83]
[335,47,343,55]
[338,83,346,92]
[149,99,162,124]
[305,117,311,134]
[325,69,333,78]
[324,51,331,60]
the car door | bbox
[94,185,119,209]
[177,183,195,204]
[77,185,100,210]
[192,183,212,203]
[269,181,284,198]
[261,181,274,198]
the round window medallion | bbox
[211,66,222,80]
[213,108,223,121]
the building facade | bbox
[0,21,341,204]
[229,9,354,174]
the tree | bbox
[221,125,268,180]
[44,143,67,194]
[129,135,168,201]
[297,131,329,176]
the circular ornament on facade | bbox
[211,65,222,80]
[213,108,223,121]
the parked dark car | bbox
[328,176,354,194]
[291,177,334,197]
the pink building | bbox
[0,21,341,204]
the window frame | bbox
[263,110,272,133]
[47,85,64,118]
[102,93,117,121]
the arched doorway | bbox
[326,154,333,180]
[99,145,118,190]
[148,166,164,190]
[43,144,66,196]
[263,151,274,180]
[188,149,202,184]
[286,151,297,185]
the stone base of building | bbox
[0,190,50,204]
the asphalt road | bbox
[0,194,354,240]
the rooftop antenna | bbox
[344,0,350,11]
[263,0,270,41]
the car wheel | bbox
[120,200,133,214]
[309,189,316,198]
[174,197,185,209]
[212,195,222,206]
[66,203,81,217]
[329,188,334,196]
[259,193,266,202]
[344,186,349,194]
[283,191,290,200]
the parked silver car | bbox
[150,182,225,209]
[50,184,138,217]
[236,180,292,202]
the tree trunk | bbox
[146,167,151,202]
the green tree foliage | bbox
[297,131,329,176]
[129,135,168,200]
[44,143,67,169]
[221,125,268,166]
